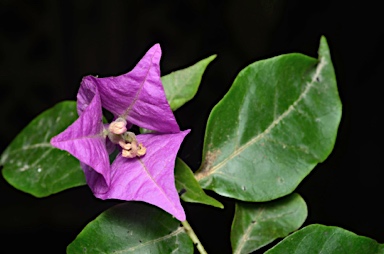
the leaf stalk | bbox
[181,220,208,254]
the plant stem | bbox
[181,220,207,254]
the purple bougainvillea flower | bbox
[51,44,189,221]
[78,44,179,134]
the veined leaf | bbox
[265,224,384,254]
[67,202,193,254]
[1,101,86,197]
[162,55,216,111]
[196,37,342,201]
[231,193,307,254]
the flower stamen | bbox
[108,117,127,134]
[120,136,147,158]
[107,126,147,158]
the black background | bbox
[1,1,383,253]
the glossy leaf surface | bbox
[67,202,193,254]
[196,37,342,201]
[175,158,223,208]
[231,193,307,254]
[162,55,216,111]
[1,101,85,197]
[265,224,384,254]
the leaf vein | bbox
[5,142,52,154]
[203,57,325,178]
[234,207,265,254]
[112,227,184,253]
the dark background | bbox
[1,1,383,253]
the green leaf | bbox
[67,202,193,254]
[162,55,216,111]
[231,193,307,254]
[175,158,223,208]
[195,36,342,201]
[265,224,384,254]
[1,101,86,197]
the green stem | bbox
[181,220,207,254]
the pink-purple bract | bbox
[51,44,189,221]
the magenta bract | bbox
[51,44,188,221]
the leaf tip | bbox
[320,35,328,44]
[208,54,217,61]
[318,36,331,58]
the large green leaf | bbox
[162,55,216,111]
[175,158,223,208]
[231,193,307,254]
[67,202,193,254]
[265,224,384,254]
[1,101,86,197]
[195,37,342,201]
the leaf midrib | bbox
[197,57,326,181]
[112,227,184,253]
[234,207,265,254]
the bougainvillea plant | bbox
[1,37,383,253]
[50,44,189,221]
